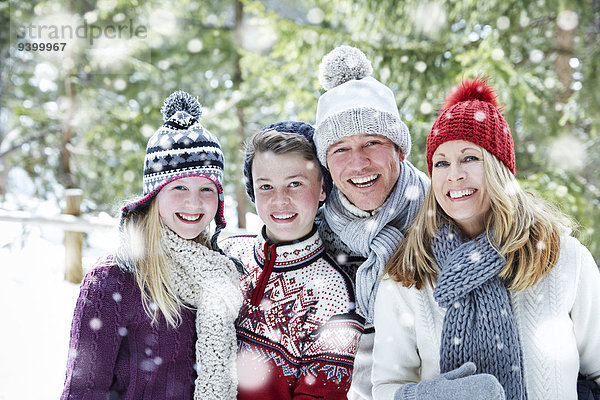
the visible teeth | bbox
[178,213,200,221]
[449,189,475,199]
[272,213,296,220]
[350,174,378,187]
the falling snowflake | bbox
[260,298,272,311]
[112,292,122,302]
[336,253,348,265]
[547,135,586,172]
[400,312,415,328]
[187,39,203,53]
[404,185,421,201]
[304,374,317,385]
[365,219,379,233]
[557,10,578,31]
[414,2,447,36]
[140,359,156,372]
[149,8,177,37]
[151,162,163,172]
[89,318,102,331]
[469,251,481,263]
[306,8,325,24]
[113,78,127,91]
[414,61,427,73]
[503,179,520,196]
[68,348,78,360]
[491,48,505,61]
[453,337,462,345]
[497,16,510,30]
[497,342,504,350]
[536,241,546,251]
[453,301,461,309]
[237,357,271,391]
[420,101,433,114]
[536,294,544,303]
[529,49,544,63]
[238,17,277,53]
[118,327,128,336]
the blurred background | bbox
[1,1,599,398]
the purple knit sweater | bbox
[61,255,197,400]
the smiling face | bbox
[252,151,326,243]
[156,176,219,240]
[326,134,403,212]
[431,140,491,238]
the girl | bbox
[372,78,600,399]
[61,91,241,400]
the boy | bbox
[221,121,365,399]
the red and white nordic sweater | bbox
[221,226,365,399]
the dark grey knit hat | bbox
[122,91,226,228]
[243,121,332,204]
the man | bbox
[313,45,430,399]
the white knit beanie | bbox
[314,45,411,167]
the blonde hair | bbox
[120,200,210,328]
[385,147,573,290]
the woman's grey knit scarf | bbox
[431,224,527,400]
[322,160,428,323]
[163,227,242,400]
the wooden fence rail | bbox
[0,190,118,283]
[0,208,117,233]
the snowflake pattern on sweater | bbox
[221,226,365,399]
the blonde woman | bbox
[372,78,600,400]
[61,92,241,400]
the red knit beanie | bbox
[426,77,515,175]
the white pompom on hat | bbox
[314,45,411,167]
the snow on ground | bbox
[0,220,117,400]
[0,209,260,400]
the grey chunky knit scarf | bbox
[431,224,527,400]
[322,160,428,322]
[163,227,242,400]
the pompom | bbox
[318,45,373,91]
[160,90,202,122]
[443,77,499,109]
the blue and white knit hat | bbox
[314,45,411,167]
[122,91,226,228]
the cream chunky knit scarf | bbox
[163,227,242,400]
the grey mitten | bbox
[394,362,505,400]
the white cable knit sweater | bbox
[372,235,600,400]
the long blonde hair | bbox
[385,148,573,290]
[120,200,210,328]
